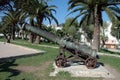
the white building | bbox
[48,24,63,31]
[104,21,118,49]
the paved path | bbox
[0,42,44,60]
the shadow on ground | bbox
[0,59,21,79]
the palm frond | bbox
[45,16,51,25]
[79,14,88,27]
[108,6,120,14]
[70,11,88,26]
[104,7,117,24]
[67,7,87,16]
[68,1,87,10]
[50,14,59,25]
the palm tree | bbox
[14,0,37,43]
[68,0,120,51]
[15,0,58,43]
[34,1,58,43]
[2,9,26,40]
[3,11,17,40]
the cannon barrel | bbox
[25,24,97,58]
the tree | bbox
[0,21,11,43]
[15,0,58,43]
[14,0,38,43]
[34,1,58,43]
[2,9,26,40]
[63,18,79,41]
[68,0,120,51]
[83,24,94,45]
[56,29,65,37]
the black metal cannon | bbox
[25,24,97,69]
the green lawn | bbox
[0,38,120,80]
[99,55,120,72]
[99,49,120,55]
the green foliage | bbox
[63,18,79,33]
[99,55,120,72]
[68,26,77,36]
[63,18,80,41]
[56,29,65,37]
[0,22,9,34]
[68,0,120,27]
[1,9,27,40]
[83,24,94,41]
[99,49,120,55]
[14,0,58,26]
[56,71,71,77]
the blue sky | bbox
[46,0,84,25]
[46,0,70,25]
[46,0,110,25]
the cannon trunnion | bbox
[25,24,97,69]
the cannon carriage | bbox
[25,24,97,69]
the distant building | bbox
[48,24,63,31]
[104,22,118,49]
[105,40,118,49]
[0,33,4,37]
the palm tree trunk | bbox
[35,35,40,44]
[28,32,34,43]
[11,26,15,40]
[35,16,43,44]
[92,25,100,51]
[29,19,34,43]
[101,39,105,48]
[4,33,11,43]
[92,6,101,51]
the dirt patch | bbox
[104,64,120,80]
[38,61,52,71]
[35,61,52,77]
[14,61,52,73]
[14,66,39,73]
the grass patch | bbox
[99,49,120,55]
[0,38,6,42]
[56,71,71,77]
[99,55,120,72]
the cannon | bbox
[25,24,97,69]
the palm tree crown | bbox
[14,0,58,43]
[68,0,120,26]
[15,0,58,26]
